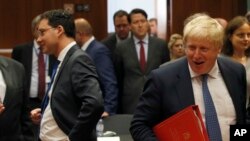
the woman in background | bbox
[221,16,250,108]
[168,33,185,60]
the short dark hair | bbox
[113,10,129,23]
[128,8,148,23]
[41,9,75,38]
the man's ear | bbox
[56,25,65,36]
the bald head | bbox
[74,18,93,46]
[75,18,93,35]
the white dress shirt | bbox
[0,70,6,103]
[133,34,149,62]
[189,61,236,141]
[40,41,76,141]
[30,40,49,98]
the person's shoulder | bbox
[0,56,24,69]
[218,55,245,71]
[160,57,183,68]
[101,33,116,44]
[149,36,166,43]
[117,38,133,47]
[93,40,107,48]
[218,55,243,66]
[13,42,33,50]
[154,57,187,75]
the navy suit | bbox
[130,57,246,141]
[86,40,118,115]
[0,56,34,141]
[49,45,103,141]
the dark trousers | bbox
[28,98,42,140]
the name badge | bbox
[46,76,51,83]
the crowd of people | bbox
[0,7,250,141]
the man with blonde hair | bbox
[131,13,246,141]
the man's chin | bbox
[191,66,206,74]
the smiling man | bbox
[130,14,247,141]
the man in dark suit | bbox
[30,9,104,141]
[130,14,246,141]
[102,10,131,58]
[75,18,118,117]
[114,8,170,114]
[0,56,34,141]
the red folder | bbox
[153,105,209,141]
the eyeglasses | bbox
[37,27,55,36]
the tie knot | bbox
[139,40,144,44]
[202,74,208,82]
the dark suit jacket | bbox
[114,36,170,114]
[130,57,247,141]
[101,33,117,58]
[0,56,34,141]
[50,45,104,141]
[12,42,56,98]
[86,39,118,115]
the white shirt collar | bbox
[33,40,39,50]
[133,34,149,44]
[58,41,77,62]
[81,36,95,51]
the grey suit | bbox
[101,33,117,58]
[114,36,170,114]
[45,45,104,141]
[0,56,34,141]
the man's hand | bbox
[0,103,5,114]
[30,108,42,124]
[102,111,110,118]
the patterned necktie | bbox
[139,40,146,72]
[202,74,222,141]
[38,48,45,100]
[41,60,60,114]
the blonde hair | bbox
[183,14,224,49]
[168,34,183,50]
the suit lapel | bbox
[86,40,95,54]
[146,37,154,73]
[128,38,141,72]
[217,58,240,109]
[52,45,78,91]
[175,58,195,107]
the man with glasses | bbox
[30,9,104,141]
